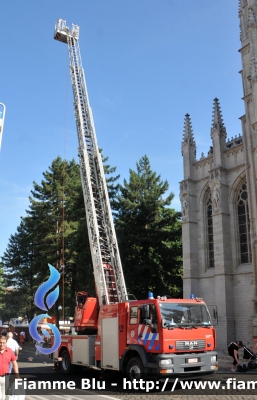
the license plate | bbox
[188,358,198,363]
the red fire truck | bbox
[52,19,218,379]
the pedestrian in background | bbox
[228,340,243,372]
[6,332,19,373]
[35,331,45,357]
[19,332,25,346]
[20,330,26,342]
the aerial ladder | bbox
[54,19,127,308]
[53,19,218,379]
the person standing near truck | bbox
[0,335,19,399]
[228,341,243,372]
[6,332,19,373]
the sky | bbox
[0,0,243,259]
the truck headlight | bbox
[211,356,217,363]
[159,359,173,366]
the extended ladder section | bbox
[54,19,127,307]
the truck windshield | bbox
[159,302,212,328]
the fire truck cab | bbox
[53,296,217,378]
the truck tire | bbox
[126,357,144,379]
[60,350,74,374]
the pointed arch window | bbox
[207,192,215,268]
[237,181,251,264]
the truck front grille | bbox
[176,339,206,350]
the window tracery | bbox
[207,192,215,268]
[237,181,251,264]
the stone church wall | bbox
[181,1,257,351]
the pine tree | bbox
[26,157,92,319]
[116,155,182,299]
[101,150,120,210]
[1,217,39,321]
[1,153,120,320]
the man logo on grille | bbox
[185,341,198,349]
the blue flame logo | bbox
[29,264,61,355]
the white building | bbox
[180,0,257,350]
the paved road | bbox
[16,343,257,399]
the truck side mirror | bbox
[161,319,167,328]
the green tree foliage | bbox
[1,153,182,321]
[0,262,7,321]
[26,157,91,319]
[1,157,85,321]
[101,150,120,210]
[1,154,120,320]
[1,218,39,321]
[115,155,182,299]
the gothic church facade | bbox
[180,0,257,350]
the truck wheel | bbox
[61,350,74,374]
[126,357,144,379]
